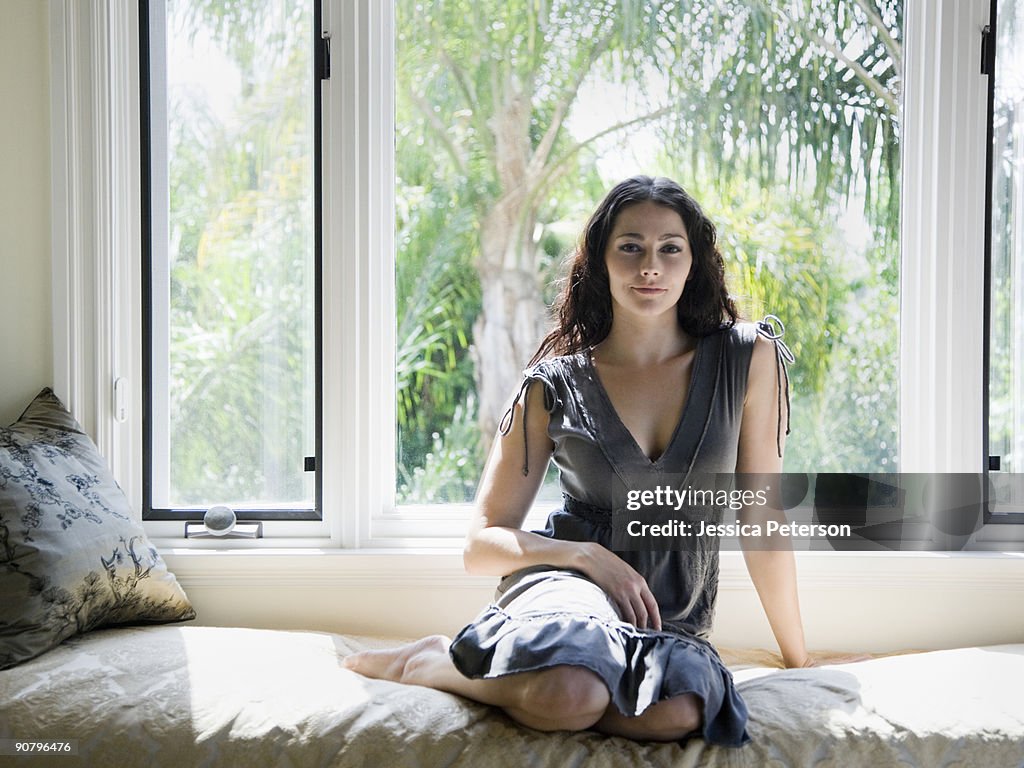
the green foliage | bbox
[164,0,315,504]
[394,183,481,469]
[397,396,485,504]
[658,0,903,243]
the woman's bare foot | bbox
[342,635,451,684]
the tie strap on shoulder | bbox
[755,314,794,459]
[498,368,558,476]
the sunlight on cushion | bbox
[851,646,1024,736]
[180,626,371,741]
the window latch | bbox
[981,25,994,76]
[320,32,331,80]
[113,377,127,423]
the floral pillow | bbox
[0,389,195,669]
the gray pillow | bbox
[0,388,195,669]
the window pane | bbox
[395,1,903,503]
[149,0,316,509]
[991,0,1024,474]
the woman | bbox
[345,175,810,746]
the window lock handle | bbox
[320,32,331,80]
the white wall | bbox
[0,0,52,425]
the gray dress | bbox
[448,319,792,748]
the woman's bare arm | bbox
[464,379,662,630]
[736,335,809,668]
[463,379,561,573]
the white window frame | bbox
[49,0,1024,554]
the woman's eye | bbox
[661,245,680,254]
[620,243,642,253]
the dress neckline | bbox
[584,335,707,467]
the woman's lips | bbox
[632,286,667,295]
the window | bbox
[141,0,321,522]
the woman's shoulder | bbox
[706,320,759,360]
[710,316,791,352]
[499,351,587,429]
[705,316,794,393]
[523,350,587,380]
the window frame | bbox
[49,0,1024,552]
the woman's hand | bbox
[574,542,662,631]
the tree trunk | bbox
[472,198,549,439]
[472,80,550,439]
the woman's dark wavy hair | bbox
[529,175,738,364]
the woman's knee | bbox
[516,666,610,728]
[642,694,703,741]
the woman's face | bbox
[603,200,693,320]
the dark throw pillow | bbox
[0,388,195,669]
